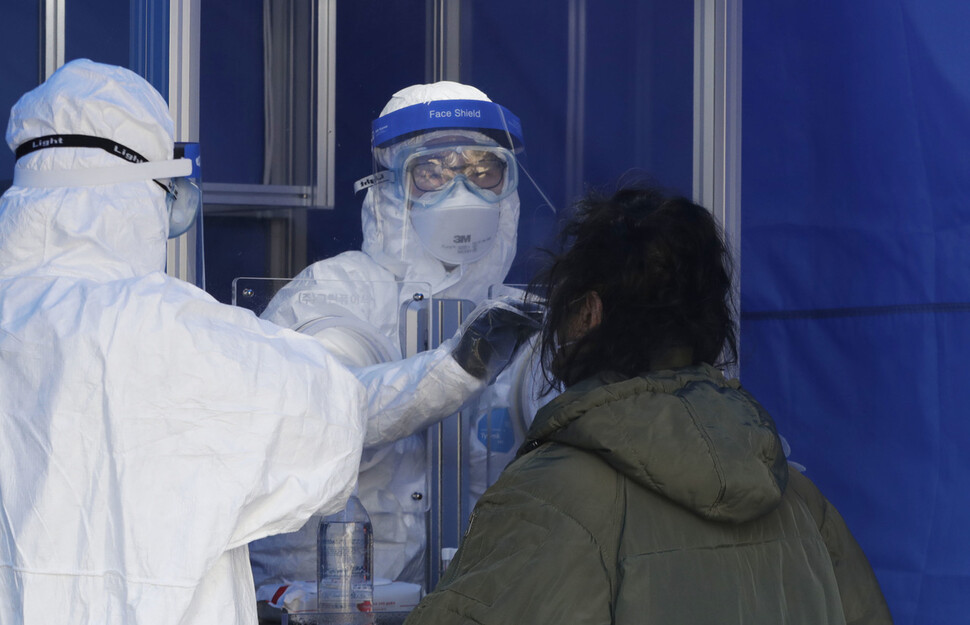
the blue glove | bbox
[451,296,544,384]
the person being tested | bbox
[403,185,894,624]
[251,81,532,591]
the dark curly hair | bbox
[530,185,737,389]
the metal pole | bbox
[166,0,202,284]
[427,0,461,82]
[694,0,743,373]
[41,0,65,81]
[565,0,587,207]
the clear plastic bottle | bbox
[317,493,374,622]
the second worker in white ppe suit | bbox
[0,61,539,624]
[250,82,530,590]
[0,59,372,625]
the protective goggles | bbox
[13,134,201,238]
[354,143,518,208]
[402,144,517,209]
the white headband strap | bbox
[13,158,192,189]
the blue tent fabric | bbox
[741,2,970,623]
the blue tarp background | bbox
[1,1,967,622]
[741,3,970,623]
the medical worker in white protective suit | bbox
[0,58,365,625]
[0,60,537,625]
[250,82,542,591]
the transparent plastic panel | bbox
[233,277,438,596]
[233,276,432,364]
[419,298,477,591]
[460,284,555,514]
[459,0,695,284]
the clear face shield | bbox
[354,99,527,267]
[13,134,202,238]
[155,167,203,238]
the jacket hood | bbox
[0,59,172,279]
[524,364,788,523]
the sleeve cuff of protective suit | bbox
[358,341,487,448]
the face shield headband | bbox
[353,99,524,196]
[13,134,202,238]
[372,99,524,152]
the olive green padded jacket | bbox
[405,365,892,624]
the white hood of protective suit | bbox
[0,59,367,625]
[1,60,173,277]
[360,82,520,303]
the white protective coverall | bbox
[0,59,368,625]
[250,82,520,588]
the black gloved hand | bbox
[451,296,544,384]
